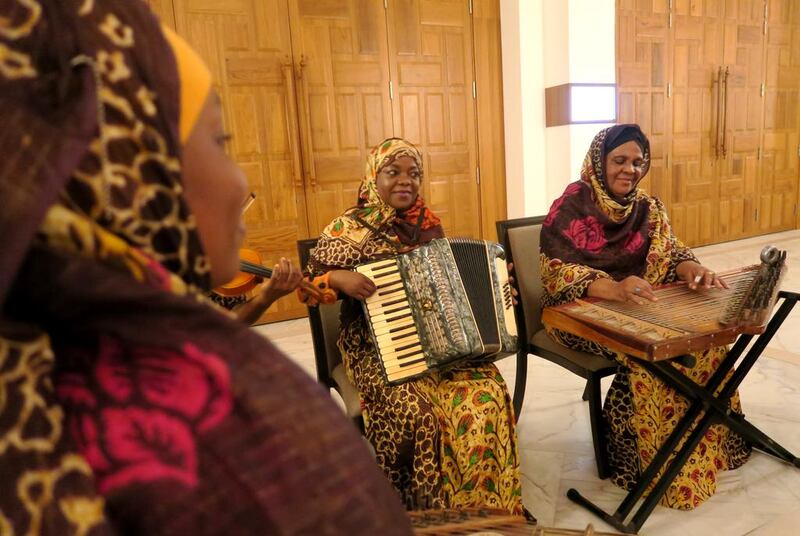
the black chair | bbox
[496,216,616,479]
[297,238,364,431]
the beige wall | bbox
[501,0,615,218]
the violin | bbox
[214,248,335,304]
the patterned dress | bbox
[0,3,411,534]
[539,125,751,510]
[306,138,523,513]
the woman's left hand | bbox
[676,260,728,290]
[507,262,519,306]
[261,257,304,301]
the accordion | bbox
[355,238,519,384]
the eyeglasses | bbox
[241,192,256,215]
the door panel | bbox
[616,0,671,224]
[669,1,724,246]
[289,0,394,236]
[170,0,310,323]
[760,0,800,232]
[387,0,481,238]
[716,0,765,240]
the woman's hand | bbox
[507,262,519,306]
[588,276,656,305]
[676,260,728,290]
[329,270,377,301]
[260,257,304,302]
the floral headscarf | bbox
[310,137,443,272]
[540,124,696,305]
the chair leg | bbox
[513,350,528,422]
[586,374,610,480]
[354,415,366,435]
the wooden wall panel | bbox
[618,0,800,247]
[760,0,800,232]
[669,1,724,246]
[289,0,394,237]
[387,0,481,238]
[472,0,507,240]
[616,1,671,208]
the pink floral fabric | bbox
[57,337,232,493]
[562,216,607,254]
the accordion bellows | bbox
[356,238,519,384]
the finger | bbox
[628,293,646,305]
[507,262,514,273]
[702,271,715,288]
[272,264,287,283]
[716,276,729,289]
[690,273,702,290]
[630,283,656,302]
[639,288,658,302]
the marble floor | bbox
[254,230,800,536]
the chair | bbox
[297,238,364,432]
[496,216,616,479]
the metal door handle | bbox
[281,57,304,189]
[297,55,317,189]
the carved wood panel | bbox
[760,0,800,232]
[386,0,481,237]
[616,0,671,222]
[288,0,394,236]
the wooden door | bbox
[667,0,726,246]
[386,0,481,238]
[616,0,671,206]
[288,0,394,236]
[759,0,800,232]
[168,0,310,323]
[716,0,765,240]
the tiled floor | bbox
[254,230,800,535]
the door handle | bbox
[281,57,305,190]
[714,66,722,158]
[721,66,729,158]
[296,55,318,189]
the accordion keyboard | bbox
[358,259,429,383]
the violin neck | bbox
[240,259,273,278]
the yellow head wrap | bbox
[161,26,212,143]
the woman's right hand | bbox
[588,276,656,305]
[329,270,377,301]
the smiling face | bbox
[181,92,248,287]
[603,140,645,198]
[375,155,421,210]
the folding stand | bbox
[566,290,800,534]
